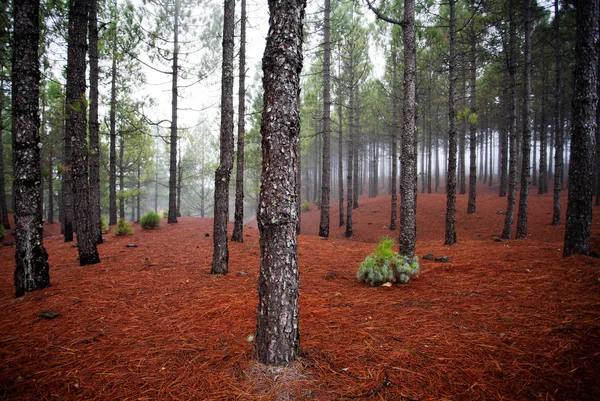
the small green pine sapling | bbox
[114,218,133,236]
[140,211,161,230]
[357,237,419,286]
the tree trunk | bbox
[352,85,359,209]
[517,0,532,239]
[502,0,518,240]
[109,12,117,226]
[532,108,537,187]
[467,32,477,214]
[445,0,458,246]
[255,0,305,365]
[13,0,51,297]
[137,163,141,222]
[168,0,179,224]
[499,89,508,197]
[318,0,331,237]
[177,146,182,217]
[211,0,235,274]
[47,158,53,223]
[563,0,598,256]
[539,88,547,193]
[231,0,247,243]
[596,29,600,206]
[119,134,125,219]
[399,0,417,258]
[88,0,102,244]
[552,0,563,226]
[337,59,344,227]
[0,78,9,229]
[345,68,354,237]
[63,86,74,240]
[66,0,100,265]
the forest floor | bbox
[1,185,599,400]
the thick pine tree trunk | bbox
[255,0,305,365]
[596,37,600,206]
[400,0,417,258]
[88,0,102,244]
[212,0,235,274]
[231,0,247,243]
[66,0,100,265]
[445,0,458,246]
[517,0,532,239]
[502,0,518,239]
[467,34,477,214]
[563,0,599,256]
[13,0,50,297]
[318,0,331,237]
[552,0,563,226]
[168,0,180,224]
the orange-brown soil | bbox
[1,185,599,400]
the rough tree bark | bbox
[255,0,306,366]
[211,0,235,274]
[516,0,532,239]
[13,0,50,297]
[168,0,180,224]
[552,0,563,225]
[501,0,518,239]
[88,0,102,244]
[337,59,344,227]
[445,0,458,246]
[108,12,117,226]
[467,31,477,214]
[345,66,354,238]
[0,78,9,229]
[66,0,100,265]
[390,44,398,230]
[399,0,417,258]
[563,0,599,256]
[318,0,331,238]
[231,0,247,243]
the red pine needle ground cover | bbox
[1,185,599,400]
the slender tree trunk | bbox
[154,134,159,212]
[427,77,432,194]
[0,79,9,229]
[353,86,359,209]
[532,108,537,187]
[168,0,180,224]
[211,0,235,274]
[345,74,354,237]
[390,44,398,230]
[119,134,125,219]
[63,92,73,240]
[47,161,53,223]
[445,0,458,245]
[400,0,417,258]
[488,129,493,187]
[564,0,598,256]
[255,0,305,365]
[66,0,100,265]
[539,88,548,193]
[552,0,564,226]
[88,0,102,244]
[502,0,518,239]
[337,60,344,227]
[499,90,508,197]
[13,0,50,297]
[109,10,117,226]
[467,32,477,214]
[137,163,140,222]
[484,121,489,184]
[177,146,182,217]
[231,0,247,243]
[318,0,331,237]
[517,0,532,239]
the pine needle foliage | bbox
[140,212,161,230]
[357,237,420,286]
[114,218,133,236]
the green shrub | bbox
[301,200,310,212]
[0,225,5,240]
[140,212,161,230]
[114,218,133,236]
[357,237,419,286]
[162,210,168,218]
[100,216,109,234]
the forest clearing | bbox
[1,186,599,400]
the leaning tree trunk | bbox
[445,0,458,246]
[318,0,331,238]
[516,0,532,239]
[231,0,247,243]
[399,0,416,258]
[13,0,50,297]
[502,0,518,239]
[563,0,599,256]
[66,0,100,265]
[552,0,563,226]
[88,0,102,244]
[467,31,477,214]
[211,0,235,274]
[168,0,180,224]
[255,0,306,366]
